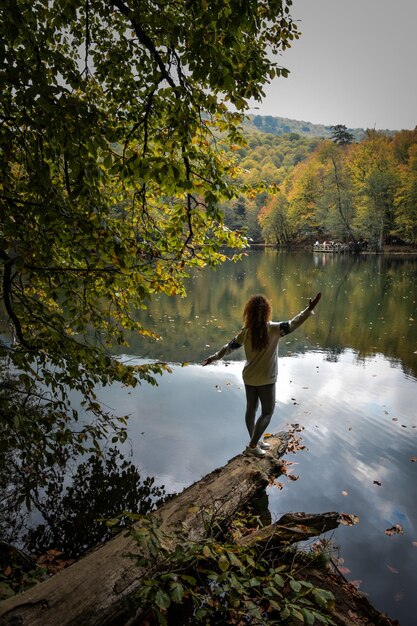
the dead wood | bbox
[0,433,289,626]
[237,511,342,549]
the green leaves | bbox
[1,0,299,473]
[126,514,336,625]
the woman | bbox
[202,292,321,457]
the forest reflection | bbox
[122,250,417,380]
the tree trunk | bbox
[0,434,290,626]
[0,432,399,626]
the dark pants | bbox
[244,383,276,446]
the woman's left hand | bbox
[308,292,322,310]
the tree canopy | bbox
[0,0,299,459]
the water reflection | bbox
[124,250,417,379]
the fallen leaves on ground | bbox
[36,550,75,574]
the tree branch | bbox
[0,251,36,350]
[110,0,176,89]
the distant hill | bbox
[243,115,367,141]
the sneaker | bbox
[259,439,270,450]
[244,445,266,458]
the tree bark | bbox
[0,434,289,626]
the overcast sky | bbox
[248,0,417,131]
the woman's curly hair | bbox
[243,295,272,352]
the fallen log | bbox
[0,433,290,626]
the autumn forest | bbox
[224,121,417,250]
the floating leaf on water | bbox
[338,513,359,526]
[412,541,417,547]
[411,456,417,462]
[287,474,299,481]
[385,524,404,536]
[387,565,399,574]
[341,490,348,496]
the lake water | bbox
[110,249,417,625]
[9,250,417,624]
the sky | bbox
[248,0,417,131]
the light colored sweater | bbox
[210,306,314,386]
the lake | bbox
[111,249,417,625]
[7,250,417,624]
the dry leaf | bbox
[385,524,404,536]
[411,456,417,462]
[349,580,362,589]
[338,513,359,526]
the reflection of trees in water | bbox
[24,449,166,559]
[324,346,344,362]
[112,250,417,377]
[1,442,166,560]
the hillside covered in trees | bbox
[225,121,417,250]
